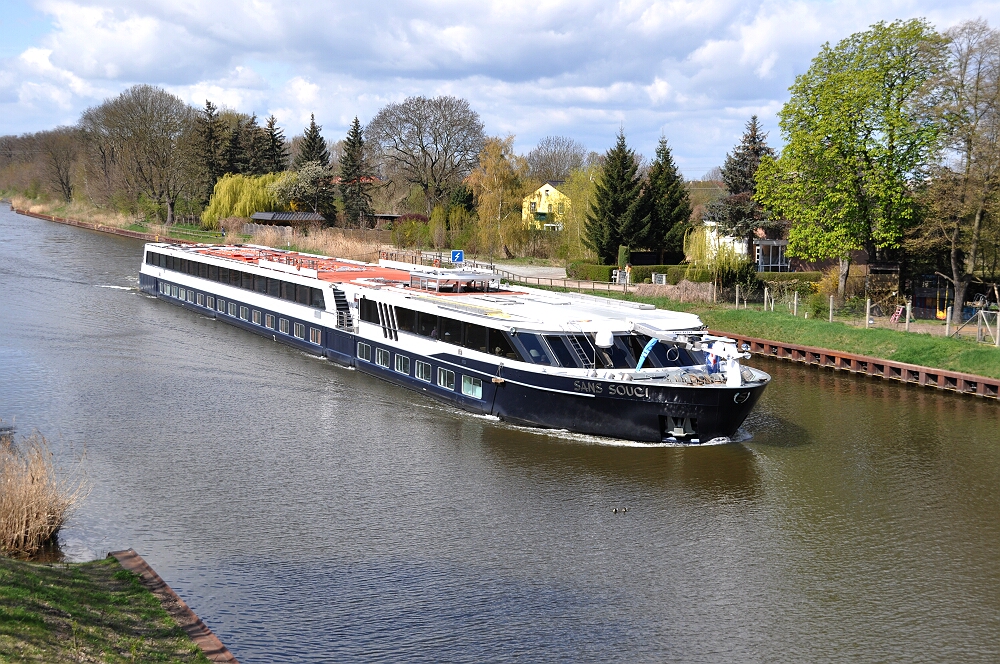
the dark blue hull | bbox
[142,273,766,443]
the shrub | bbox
[567,261,615,281]
[0,433,86,558]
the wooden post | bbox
[829,295,834,322]
[865,298,872,329]
[793,291,798,317]
[905,301,911,333]
[946,306,952,337]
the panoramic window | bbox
[309,327,322,345]
[462,375,483,399]
[252,310,261,325]
[376,348,390,367]
[265,314,275,329]
[489,329,523,361]
[395,354,410,375]
[545,335,580,368]
[440,317,463,345]
[515,334,553,365]
[358,342,371,362]
[417,312,438,338]
[293,322,305,339]
[415,360,431,382]
[395,307,416,333]
[463,323,488,353]
[279,318,289,334]
[437,368,455,390]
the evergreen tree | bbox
[242,115,269,176]
[294,113,330,169]
[195,100,224,200]
[221,115,248,176]
[584,129,642,264]
[628,137,691,263]
[705,115,776,240]
[339,117,374,228]
[448,183,475,215]
[262,115,289,173]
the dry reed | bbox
[251,225,383,262]
[0,433,87,559]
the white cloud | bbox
[0,0,998,175]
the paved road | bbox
[492,263,567,279]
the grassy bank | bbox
[0,555,210,662]
[537,286,1000,379]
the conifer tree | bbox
[584,129,642,264]
[242,115,269,177]
[221,116,248,176]
[705,115,776,240]
[339,117,374,228]
[196,100,224,200]
[294,113,330,169]
[262,115,289,173]
[628,137,691,263]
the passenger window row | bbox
[356,342,482,399]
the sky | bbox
[0,0,997,178]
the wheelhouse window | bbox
[358,342,372,362]
[437,368,455,390]
[515,334,553,365]
[279,318,289,334]
[462,375,483,399]
[415,360,431,382]
[252,310,262,325]
[376,348,390,367]
[265,314,275,329]
[395,354,410,374]
[293,322,305,339]
[309,327,322,345]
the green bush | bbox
[567,261,615,281]
[757,271,822,283]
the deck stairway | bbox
[332,289,354,329]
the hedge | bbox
[566,262,820,285]
[757,271,822,283]
[566,261,615,281]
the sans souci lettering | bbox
[573,380,650,399]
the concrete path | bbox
[492,263,567,279]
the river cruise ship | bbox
[139,243,770,443]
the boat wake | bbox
[94,284,131,290]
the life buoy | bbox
[434,258,441,267]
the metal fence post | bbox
[905,301,911,333]
[735,284,740,309]
[793,291,798,317]
[946,306,952,337]
[829,295,834,323]
[865,298,872,329]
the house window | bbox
[279,318,289,334]
[265,314,275,329]
[415,360,431,382]
[557,202,564,214]
[228,302,237,317]
[376,348,390,367]
[293,322,305,339]
[252,310,262,325]
[395,354,410,375]
[437,368,455,390]
[358,342,371,362]
[547,203,552,213]
[197,293,205,306]
[309,327,322,345]
[462,375,483,399]
[529,201,536,213]
[240,305,249,320]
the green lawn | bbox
[0,556,210,663]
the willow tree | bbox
[756,19,947,295]
[201,172,287,229]
[467,135,529,259]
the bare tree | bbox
[81,85,198,223]
[366,96,485,213]
[36,127,80,202]
[526,135,587,183]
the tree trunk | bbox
[952,279,969,325]
[165,197,176,225]
[838,257,851,297]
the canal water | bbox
[1,206,999,662]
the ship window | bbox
[437,368,455,390]
[146,251,153,264]
[489,329,523,361]
[395,354,410,375]
[265,314,275,329]
[170,285,178,298]
[294,322,305,339]
[309,327,322,345]
[417,312,438,338]
[207,296,215,309]
[228,302,237,317]
[358,342,371,361]
[217,298,224,312]
[209,265,219,281]
[395,307,416,333]
[515,334,553,365]
[279,318,289,334]
[281,281,295,301]
[359,299,378,324]
[621,334,698,368]
[218,267,229,283]
[199,262,208,278]
[187,290,195,303]
[376,348,391,367]
[311,288,325,309]
[463,323,488,352]
[178,287,185,300]
[252,310,261,325]
[165,255,174,271]
[415,360,431,382]
[268,278,281,298]
[197,293,205,306]
[295,284,309,305]
[254,275,267,293]
[242,272,254,290]
[462,375,483,399]
[545,336,579,368]
[441,317,462,346]
[240,306,249,320]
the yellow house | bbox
[522,180,570,230]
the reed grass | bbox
[0,434,87,559]
[251,225,382,262]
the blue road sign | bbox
[451,250,465,264]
